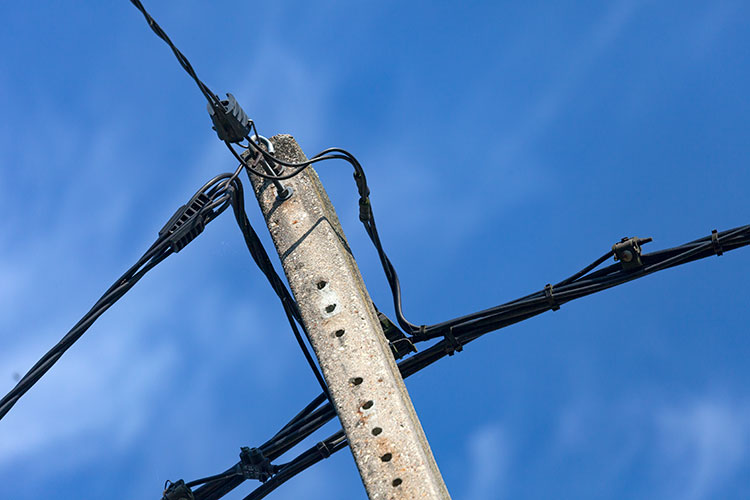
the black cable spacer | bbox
[444,327,463,356]
[711,229,724,256]
[316,441,332,458]
[544,283,560,311]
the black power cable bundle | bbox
[0,173,236,421]
[175,222,750,500]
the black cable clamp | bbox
[208,93,252,143]
[159,193,211,252]
[316,441,332,459]
[444,327,463,356]
[162,480,194,500]
[711,229,724,256]
[238,446,277,483]
[544,283,560,311]
[612,236,652,271]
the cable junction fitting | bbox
[237,446,277,483]
[612,236,652,271]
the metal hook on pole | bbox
[250,134,293,201]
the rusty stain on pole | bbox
[248,135,451,499]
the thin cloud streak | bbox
[463,423,510,500]
[655,397,750,500]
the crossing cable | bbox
[0,173,237,421]
[173,224,750,500]
[228,176,330,397]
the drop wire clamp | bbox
[612,236,653,271]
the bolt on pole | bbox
[247,135,451,499]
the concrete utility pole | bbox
[248,135,451,500]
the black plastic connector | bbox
[208,93,252,143]
[159,193,210,252]
[162,480,194,500]
[238,447,276,483]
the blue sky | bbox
[1,1,749,499]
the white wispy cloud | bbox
[463,422,510,500]
[494,0,641,162]
[655,396,750,500]
[552,390,750,499]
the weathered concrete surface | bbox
[248,135,450,500]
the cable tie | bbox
[544,283,560,311]
[414,324,428,343]
[162,479,194,500]
[711,229,723,256]
[443,327,463,356]
[316,441,332,458]
[358,197,372,222]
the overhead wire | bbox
[128,0,221,109]
[185,223,750,500]
[0,173,235,421]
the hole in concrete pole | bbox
[371,427,382,436]
[362,400,374,410]
[325,304,336,313]
[334,329,345,337]
[392,478,403,487]
[351,377,363,386]
[316,280,327,289]
[380,453,392,462]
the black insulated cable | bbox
[187,223,750,500]
[128,0,219,108]
[0,175,234,422]
[227,179,330,399]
